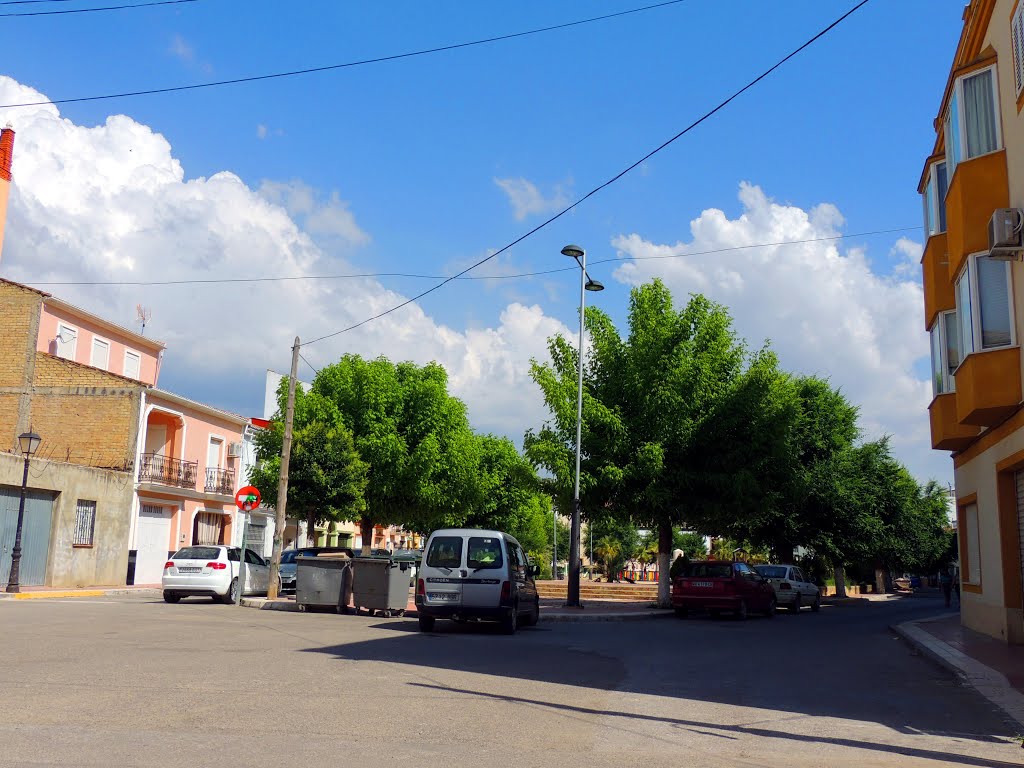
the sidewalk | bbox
[893,612,1024,731]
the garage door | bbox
[135,504,172,585]
[0,486,55,587]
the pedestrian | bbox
[953,566,961,607]
[939,566,953,607]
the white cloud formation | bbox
[0,76,570,444]
[493,176,570,221]
[612,182,945,484]
[168,35,194,64]
[256,124,268,140]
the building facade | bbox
[920,0,1024,642]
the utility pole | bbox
[267,337,300,600]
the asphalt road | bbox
[0,594,1018,767]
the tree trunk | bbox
[833,565,847,599]
[306,510,317,548]
[360,517,374,556]
[874,567,888,595]
[657,520,672,609]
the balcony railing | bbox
[205,467,236,496]
[139,453,198,489]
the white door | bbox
[135,505,172,584]
[145,425,167,456]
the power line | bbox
[298,353,319,377]
[0,0,198,17]
[0,0,687,108]
[24,227,916,288]
[302,0,873,348]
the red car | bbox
[672,561,777,619]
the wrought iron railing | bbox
[138,453,198,490]
[204,467,235,496]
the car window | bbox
[227,548,241,562]
[245,549,264,565]
[792,568,804,583]
[755,566,788,579]
[684,563,732,579]
[426,536,463,568]
[172,546,221,560]
[467,537,504,570]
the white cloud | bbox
[494,176,570,221]
[0,75,570,444]
[169,35,194,64]
[612,182,946,485]
[256,124,268,140]
[890,236,924,278]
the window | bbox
[1013,4,1024,96]
[955,255,1014,358]
[124,350,141,380]
[962,502,981,585]
[922,161,948,237]
[467,537,503,570]
[55,323,77,360]
[90,337,110,370]
[73,500,96,546]
[426,536,463,568]
[754,565,788,579]
[173,546,221,560]
[684,563,732,579]
[944,67,1001,178]
[929,311,960,396]
[244,549,264,566]
[207,438,222,470]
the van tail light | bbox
[499,581,512,606]
[164,561,175,569]
[779,582,792,590]
[417,578,426,597]
[207,562,227,570]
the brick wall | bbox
[0,281,40,388]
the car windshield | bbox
[684,563,733,579]
[426,536,463,568]
[467,537,503,570]
[173,547,220,560]
[755,566,789,579]
[281,551,297,564]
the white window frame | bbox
[90,335,111,370]
[123,349,141,380]
[954,253,1017,363]
[929,310,959,397]
[55,322,78,360]
[1013,3,1024,96]
[207,435,224,470]
[944,65,1003,179]
[922,160,948,238]
[962,502,981,586]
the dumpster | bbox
[295,554,352,613]
[351,557,411,617]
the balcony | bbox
[955,347,1023,427]
[928,393,981,451]
[139,453,198,489]
[921,233,954,330]
[945,150,1009,280]
[204,467,235,496]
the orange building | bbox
[920,0,1024,642]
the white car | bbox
[162,545,280,604]
[754,564,821,613]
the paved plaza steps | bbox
[536,580,659,601]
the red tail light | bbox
[207,562,227,570]
[499,581,512,605]
[417,579,426,597]
[164,561,175,569]
[779,582,792,590]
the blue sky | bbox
[0,0,968,484]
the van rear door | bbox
[422,534,465,608]
[462,535,506,608]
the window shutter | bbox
[977,258,1012,348]
[1014,6,1024,95]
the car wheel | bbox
[790,593,801,614]
[522,597,540,627]
[764,597,776,618]
[501,605,518,635]
[735,600,748,621]
[222,578,239,605]
[812,592,821,613]
[674,606,689,619]
[163,591,180,603]
[418,616,436,632]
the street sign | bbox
[235,485,261,512]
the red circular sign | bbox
[235,485,262,511]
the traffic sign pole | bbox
[232,486,262,607]
[235,510,248,607]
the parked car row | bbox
[671,561,822,620]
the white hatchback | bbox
[753,564,821,613]
[162,545,279,604]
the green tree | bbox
[674,531,707,559]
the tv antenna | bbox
[136,304,152,335]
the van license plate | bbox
[428,592,458,601]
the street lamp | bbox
[561,244,603,608]
[6,430,41,593]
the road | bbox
[0,594,1018,767]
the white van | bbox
[415,528,540,634]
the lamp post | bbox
[560,244,603,608]
[6,430,41,593]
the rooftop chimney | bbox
[0,124,13,265]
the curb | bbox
[0,587,161,600]
[240,598,301,612]
[892,618,1024,731]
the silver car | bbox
[754,564,821,613]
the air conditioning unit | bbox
[227,441,243,458]
[987,208,1024,260]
